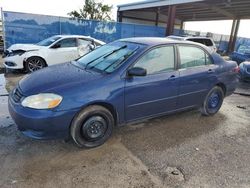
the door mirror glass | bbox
[128,67,147,77]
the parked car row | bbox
[8,37,239,148]
[4,34,249,81]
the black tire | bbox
[200,86,224,116]
[25,57,46,73]
[70,105,114,148]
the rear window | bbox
[203,39,213,46]
[187,38,213,47]
[237,45,250,54]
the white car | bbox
[167,36,217,52]
[3,35,105,72]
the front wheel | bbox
[200,86,224,116]
[25,57,46,73]
[70,105,114,148]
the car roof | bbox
[168,35,213,40]
[120,37,213,52]
[53,35,106,44]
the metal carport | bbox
[117,0,250,52]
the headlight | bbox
[21,93,62,109]
[8,50,26,57]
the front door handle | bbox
[207,69,215,74]
[168,75,176,80]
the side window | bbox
[57,38,77,48]
[187,38,204,45]
[203,39,213,47]
[78,38,91,46]
[179,46,207,68]
[134,46,175,75]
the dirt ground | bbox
[0,56,250,188]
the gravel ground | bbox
[0,57,250,187]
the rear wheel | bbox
[200,86,224,116]
[70,105,114,148]
[25,57,46,73]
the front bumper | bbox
[8,96,79,140]
[240,69,250,81]
[4,55,25,69]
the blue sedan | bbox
[8,38,239,148]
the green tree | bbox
[68,0,113,21]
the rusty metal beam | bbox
[166,5,176,36]
[155,8,160,26]
[231,19,240,52]
[228,19,240,53]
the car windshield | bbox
[237,45,250,54]
[37,36,61,46]
[76,41,139,73]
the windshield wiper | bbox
[84,45,127,70]
[103,46,139,73]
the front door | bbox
[125,45,179,122]
[47,38,78,65]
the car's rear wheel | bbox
[200,86,224,116]
[70,105,114,148]
[25,57,46,73]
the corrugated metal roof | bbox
[118,0,250,21]
[118,0,204,11]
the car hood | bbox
[7,44,44,52]
[19,62,103,95]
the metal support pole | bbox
[118,11,123,23]
[227,19,236,53]
[155,8,160,26]
[166,5,176,36]
[231,19,240,52]
[228,19,240,53]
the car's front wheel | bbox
[25,57,46,73]
[200,86,224,116]
[70,105,114,148]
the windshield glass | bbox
[237,45,250,54]
[37,36,61,46]
[77,41,140,73]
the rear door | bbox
[177,45,217,108]
[77,38,92,57]
[124,45,179,122]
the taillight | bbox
[232,66,240,73]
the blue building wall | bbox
[2,11,250,52]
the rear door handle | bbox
[207,69,215,73]
[168,75,176,80]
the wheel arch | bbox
[83,101,118,126]
[23,56,48,68]
[216,82,227,96]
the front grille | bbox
[12,88,23,103]
[5,61,16,67]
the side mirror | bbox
[127,67,147,77]
[51,43,61,49]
